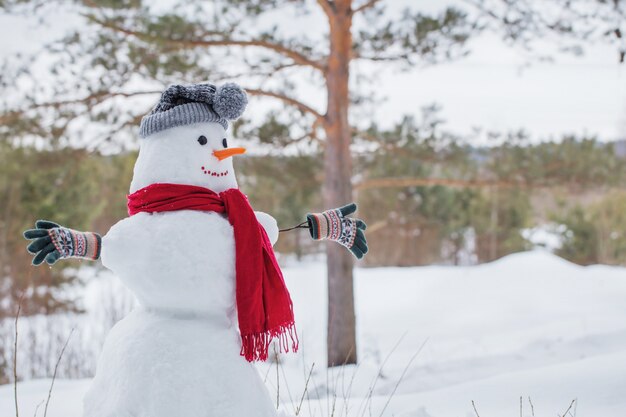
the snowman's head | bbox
[129,121,245,193]
[130,83,248,193]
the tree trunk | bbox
[324,0,357,367]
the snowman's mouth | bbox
[201,166,229,177]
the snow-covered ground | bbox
[2,250,626,416]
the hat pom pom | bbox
[213,83,247,120]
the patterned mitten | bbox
[306,203,368,259]
[23,220,101,265]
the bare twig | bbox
[472,400,481,417]
[298,338,316,417]
[85,15,325,71]
[0,90,160,125]
[14,294,24,417]
[316,0,335,17]
[341,361,361,417]
[520,396,523,417]
[295,362,315,416]
[330,368,340,417]
[336,346,353,417]
[309,370,323,417]
[275,347,280,410]
[246,88,323,121]
[326,360,329,417]
[378,338,428,417]
[263,361,273,383]
[358,332,408,417]
[352,0,383,14]
[560,399,576,417]
[278,352,296,414]
[528,396,535,416]
[33,400,44,417]
[43,328,75,417]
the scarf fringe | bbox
[240,323,299,362]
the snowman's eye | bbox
[222,138,228,148]
[197,135,208,145]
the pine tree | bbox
[1,0,623,366]
[1,0,477,366]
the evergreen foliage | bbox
[554,191,626,265]
[3,132,624,319]
[1,0,624,367]
[0,144,135,319]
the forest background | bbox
[1,0,626,385]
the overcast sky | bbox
[1,1,625,143]
[377,33,626,142]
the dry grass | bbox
[43,328,74,417]
[9,298,582,417]
[12,295,75,417]
[470,397,577,417]
[267,333,428,417]
[13,295,22,417]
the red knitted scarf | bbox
[127,183,298,362]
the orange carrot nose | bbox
[213,147,246,161]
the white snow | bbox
[522,225,564,251]
[2,250,626,416]
[0,120,282,417]
[66,120,282,417]
[129,123,239,194]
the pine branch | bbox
[246,88,323,120]
[316,0,335,17]
[0,90,160,125]
[464,0,626,62]
[352,53,410,61]
[289,117,324,144]
[352,7,476,65]
[352,0,382,14]
[85,15,326,72]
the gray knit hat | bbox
[139,83,248,138]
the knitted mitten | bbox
[306,203,368,259]
[24,220,101,265]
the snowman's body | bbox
[83,121,281,417]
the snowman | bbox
[23,83,368,417]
